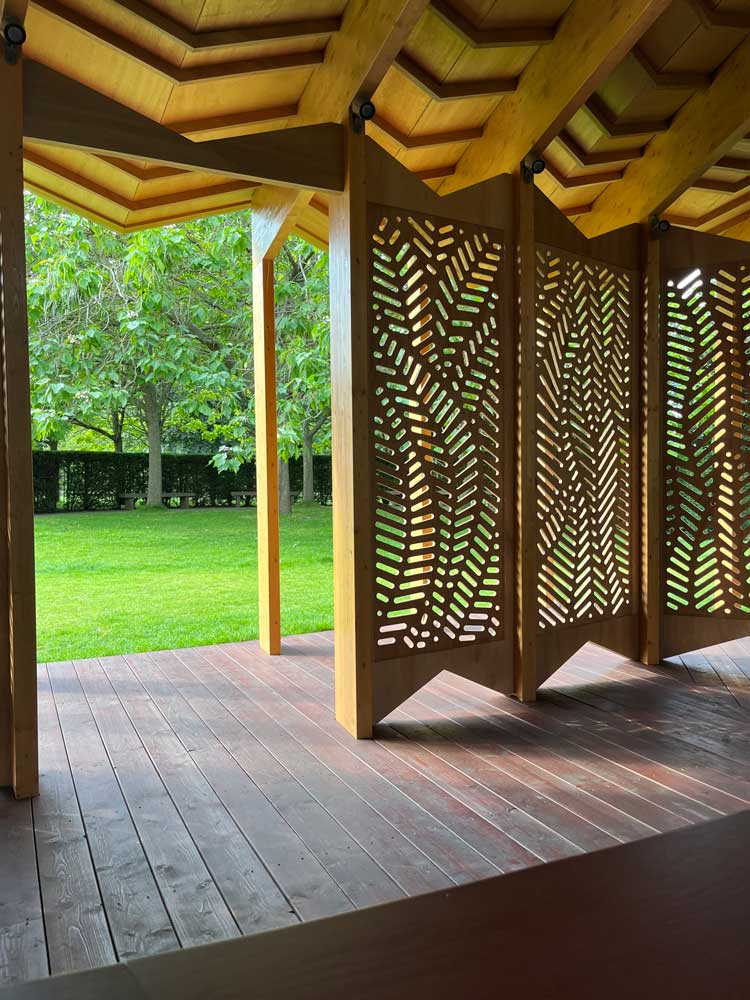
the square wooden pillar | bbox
[252,253,281,656]
[0,46,39,798]
[330,130,374,738]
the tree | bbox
[25,194,332,511]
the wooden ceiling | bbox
[13,0,750,244]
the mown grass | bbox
[34,504,333,662]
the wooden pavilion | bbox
[2,0,750,992]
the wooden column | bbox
[514,177,538,700]
[251,188,312,656]
[252,254,281,656]
[330,129,374,738]
[0,45,38,797]
[640,232,663,665]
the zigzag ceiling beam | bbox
[22,60,345,191]
[630,46,711,89]
[687,0,750,31]
[24,148,256,211]
[553,130,643,167]
[394,52,515,99]
[370,116,482,148]
[168,105,297,141]
[546,162,624,189]
[252,0,431,260]
[429,0,556,46]
[65,0,342,51]
[439,0,670,194]
[579,36,750,236]
[33,0,325,84]
[664,189,750,231]
[582,94,670,138]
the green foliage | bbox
[35,506,333,662]
[32,450,332,512]
[25,194,331,465]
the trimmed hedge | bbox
[33,451,333,513]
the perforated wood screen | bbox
[369,206,506,659]
[664,262,750,618]
[534,246,637,632]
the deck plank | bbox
[0,792,47,986]
[99,656,299,935]
[34,667,115,973]
[9,633,750,989]
[72,660,241,949]
[144,650,388,915]
[46,661,179,963]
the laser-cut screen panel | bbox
[664,263,750,618]
[369,206,506,659]
[535,247,636,631]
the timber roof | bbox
[15,0,750,244]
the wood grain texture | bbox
[34,667,114,973]
[0,51,38,798]
[23,61,345,193]
[5,633,750,989]
[439,0,671,195]
[580,37,750,236]
[8,811,750,1000]
[252,256,280,656]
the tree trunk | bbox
[46,438,58,451]
[112,412,124,453]
[142,384,163,507]
[302,424,314,503]
[278,458,292,516]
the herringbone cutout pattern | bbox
[665,264,750,617]
[535,247,635,631]
[369,207,505,658]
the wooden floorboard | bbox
[2,633,750,988]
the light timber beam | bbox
[22,61,346,193]
[0,45,38,798]
[250,186,313,657]
[297,0,431,124]
[252,252,281,657]
[579,38,750,236]
[439,0,669,195]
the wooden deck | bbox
[3,633,750,989]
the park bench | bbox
[120,492,195,510]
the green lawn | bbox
[34,504,333,662]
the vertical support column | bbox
[640,231,663,665]
[514,177,538,701]
[0,46,38,797]
[330,129,374,737]
[252,253,281,656]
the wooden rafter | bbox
[579,37,750,237]
[394,52,516,100]
[439,0,670,195]
[553,130,643,167]
[297,0,431,124]
[370,116,481,149]
[22,61,346,192]
[54,0,342,51]
[582,94,670,139]
[687,0,750,32]
[32,1,327,84]
[429,0,556,47]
